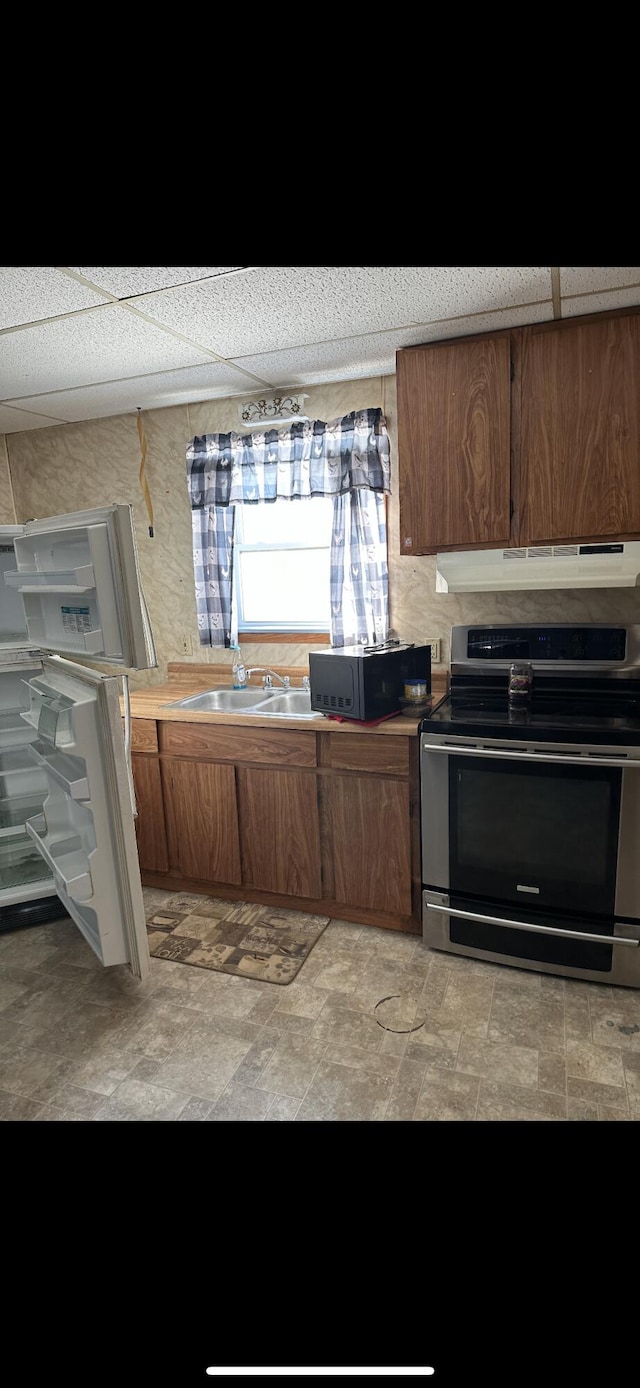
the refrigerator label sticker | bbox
[61,605,92,635]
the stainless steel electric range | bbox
[421,624,640,986]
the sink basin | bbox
[166,686,323,719]
[167,688,275,712]
[256,690,321,718]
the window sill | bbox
[238,632,330,644]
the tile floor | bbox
[0,887,639,1120]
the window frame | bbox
[232,497,333,636]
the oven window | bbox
[449,756,621,916]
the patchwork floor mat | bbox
[145,893,330,984]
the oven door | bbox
[420,732,640,983]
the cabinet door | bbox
[517,314,640,544]
[131,753,168,874]
[397,335,511,553]
[326,774,412,916]
[237,767,322,898]
[160,757,241,885]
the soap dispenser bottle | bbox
[232,645,247,689]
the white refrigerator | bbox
[0,504,156,981]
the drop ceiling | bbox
[1,265,639,434]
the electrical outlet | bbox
[426,638,441,665]
[179,633,192,655]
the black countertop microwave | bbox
[309,643,431,721]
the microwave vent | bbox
[317,693,353,710]
[503,544,580,560]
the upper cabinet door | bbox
[397,335,512,554]
[2,504,156,669]
[517,315,640,546]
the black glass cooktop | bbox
[422,689,640,744]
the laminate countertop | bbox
[123,668,448,738]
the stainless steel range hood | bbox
[435,543,640,593]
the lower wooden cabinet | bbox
[135,720,420,930]
[131,753,168,873]
[160,757,241,885]
[324,774,412,916]
[237,766,322,898]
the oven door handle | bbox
[425,901,639,947]
[422,744,640,768]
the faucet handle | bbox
[302,675,310,690]
[283,675,291,688]
[263,674,273,689]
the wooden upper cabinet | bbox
[516,314,640,545]
[397,334,512,554]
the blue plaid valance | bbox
[186,407,390,508]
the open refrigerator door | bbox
[0,503,155,976]
[0,504,156,669]
[19,657,149,979]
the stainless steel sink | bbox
[166,687,323,719]
[257,690,321,718]
[167,688,275,712]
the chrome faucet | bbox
[245,667,290,690]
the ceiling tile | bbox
[237,303,554,387]
[7,363,270,424]
[0,267,110,330]
[0,306,213,398]
[70,267,246,297]
[137,266,553,358]
[561,286,640,318]
[560,267,640,295]
[0,403,67,433]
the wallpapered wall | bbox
[0,436,15,523]
[4,372,640,686]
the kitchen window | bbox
[186,408,391,648]
[234,496,332,634]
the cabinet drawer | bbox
[159,722,317,767]
[328,733,409,776]
[130,719,158,752]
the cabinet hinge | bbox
[510,500,515,520]
[510,355,515,382]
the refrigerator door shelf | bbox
[0,708,38,748]
[0,747,48,801]
[25,816,93,904]
[4,564,96,593]
[0,505,156,671]
[0,831,53,892]
[22,657,149,978]
[28,742,90,800]
[0,794,48,834]
[20,678,75,746]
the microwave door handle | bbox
[422,745,640,769]
[425,901,639,947]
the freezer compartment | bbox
[3,506,155,669]
[0,832,52,890]
[0,542,28,644]
[10,527,105,656]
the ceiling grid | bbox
[0,266,638,433]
